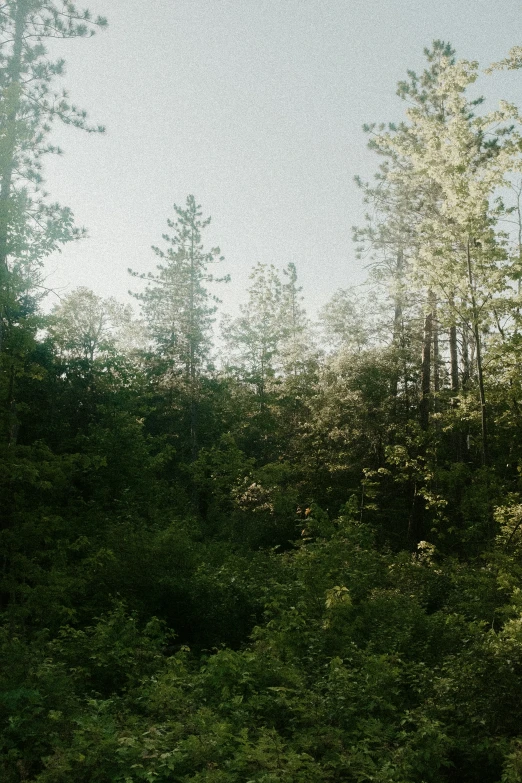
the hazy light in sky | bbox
[42,0,522,318]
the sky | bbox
[41,0,522,319]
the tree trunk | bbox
[6,364,18,447]
[391,249,404,399]
[448,296,461,459]
[0,1,26,355]
[466,239,488,466]
[408,483,425,547]
[419,302,433,431]
[461,323,470,389]
[0,3,27,443]
[189,230,198,462]
[449,316,459,393]
[431,292,440,395]
[0,1,26,267]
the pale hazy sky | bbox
[42,0,522,317]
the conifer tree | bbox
[222,263,284,411]
[0,1,106,339]
[279,262,311,376]
[131,195,227,457]
[0,1,106,442]
[364,42,522,455]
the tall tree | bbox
[318,288,370,355]
[365,42,522,455]
[131,195,227,458]
[279,262,312,376]
[0,1,106,339]
[0,1,106,442]
[221,263,284,412]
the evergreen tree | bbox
[365,42,522,455]
[0,0,106,340]
[222,263,284,410]
[353,161,424,407]
[0,1,106,442]
[279,262,311,376]
[131,195,227,457]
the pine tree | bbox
[222,263,284,411]
[279,262,312,376]
[364,42,522,456]
[131,195,227,457]
[0,1,106,337]
[0,1,106,442]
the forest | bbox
[3,3,522,782]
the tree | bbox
[131,195,227,458]
[364,42,522,456]
[48,287,140,362]
[222,263,284,411]
[318,288,370,355]
[0,1,106,442]
[353,45,456,415]
[487,45,522,72]
[278,262,311,376]
[0,1,106,343]
[353,157,428,411]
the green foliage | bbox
[5,22,522,783]
[130,196,226,379]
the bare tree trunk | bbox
[6,364,18,447]
[408,482,425,547]
[390,309,401,400]
[419,300,433,431]
[189,230,198,462]
[401,312,409,414]
[0,1,25,269]
[431,292,440,395]
[0,1,26,358]
[259,351,266,415]
[449,318,459,393]
[467,239,488,466]
[0,3,27,445]
[448,297,461,459]
[461,323,470,389]
[512,180,522,335]
[391,249,404,399]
